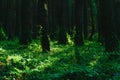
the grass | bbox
[0,39,120,80]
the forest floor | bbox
[0,40,120,80]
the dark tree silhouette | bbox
[16,0,21,37]
[99,0,119,52]
[19,0,33,45]
[74,0,84,46]
[57,0,68,44]
[0,0,119,53]
[32,0,39,39]
[38,0,50,52]
[114,0,120,39]
[6,0,16,39]
[83,0,89,39]
[48,0,58,40]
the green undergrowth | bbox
[0,40,120,80]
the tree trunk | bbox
[16,0,21,38]
[99,0,119,52]
[32,0,39,39]
[48,0,58,40]
[20,0,33,45]
[74,0,84,46]
[114,0,120,39]
[6,0,16,39]
[83,0,89,39]
[57,0,68,44]
[38,0,50,52]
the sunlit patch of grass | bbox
[6,55,23,65]
[35,57,59,72]
[0,47,6,54]
[67,33,74,45]
[28,41,42,52]
[50,41,74,55]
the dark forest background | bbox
[0,0,120,80]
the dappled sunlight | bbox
[0,47,6,54]
[0,40,120,79]
[6,55,23,65]
[0,0,119,79]
[50,41,74,55]
[28,41,42,52]
[35,57,59,72]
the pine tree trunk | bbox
[114,0,120,39]
[32,0,39,39]
[57,0,68,44]
[48,0,58,40]
[74,0,84,46]
[38,0,50,52]
[20,0,33,45]
[16,0,21,38]
[83,0,89,39]
[99,0,119,52]
[6,0,15,39]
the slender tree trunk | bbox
[99,0,119,52]
[0,1,2,23]
[0,0,6,40]
[1,0,8,33]
[16,0,21,38]
[48,0,58,40]
[83,0,89,39]
[97,0,104,42]
[38,0,50,52]
[20,0,33,45]
[6,0,15,39]
[57,0,68,44]
[114,0,120,39]
[74,0,84,46]
[89,0,95,41]
[32,0,39,39]
[67,0,74,36]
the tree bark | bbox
[74,0,84,46]
[20,0,33,45]
[38,0,50,52]
[99,0,119,52]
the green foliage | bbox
[0,40,120,80]
[0,24,6,40]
